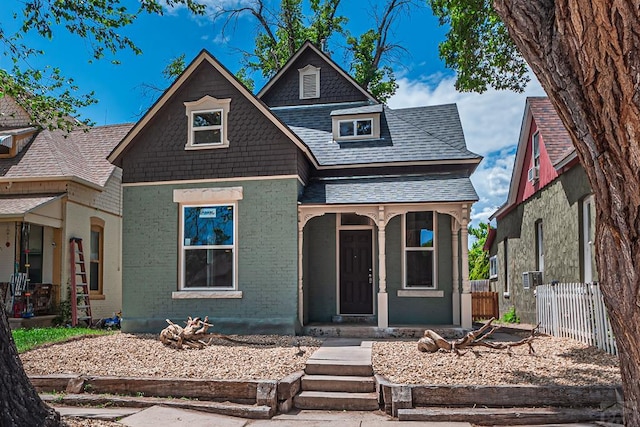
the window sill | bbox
[184,143,229,151]
[172,291,243,299]
[89,294,106,300]
[397,289,444,298]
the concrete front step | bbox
[304,360,373,376]
[397,406,623,425]
[294,391,380,411]
[301,375,375,393]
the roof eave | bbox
[315,157,482,170]
[0,175,103,191]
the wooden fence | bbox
[472,292,499,321]
[536,282,617,355]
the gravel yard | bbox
[373,335,620,386]
[21,333,321,380]
[21,331,620,388]
[23,332,621,426]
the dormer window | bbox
[0,135,12,155]
[299,65,320,99]
[339,118,373,138]
[0,127,37,159]
[330,104,382,142]
[184,95,231,150]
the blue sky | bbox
[1,0,546,224]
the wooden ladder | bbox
[69,237,92,326]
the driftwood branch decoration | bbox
[418,318,539,356]
[159,316,214,349]
[159,316,280,349]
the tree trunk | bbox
[493,1,640,424]
[0,308,63,426]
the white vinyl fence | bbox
[537,282,617,355]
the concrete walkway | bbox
[56,405,472,426]
[303,338,373,375]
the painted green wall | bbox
[304,214,337,323]
[121,178,300,334]
[387,213,454,325]
[303,212,454,325]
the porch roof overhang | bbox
[300,174,479,205]
[0,194,64,228]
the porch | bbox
[297,200,474,331]
[0,195,64,321]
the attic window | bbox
[299,65,320,99]
[184,96,231,150]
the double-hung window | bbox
[182,204,235,289]
[184,96,231,149]
[191,110,223,146]
[404,211,436,288]
[532,131,540,170]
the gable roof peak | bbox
[107,47,320,168]
[257,40,377,103]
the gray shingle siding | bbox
[260,49,370,107]
[121,61,301,184]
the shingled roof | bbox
[301,173,478,205]
[271,102,480,167]
[0,123,133,188]
[528,97,574,166]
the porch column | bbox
[298,222,304,327]
[460,207,472,329]
[377,206,388,328]
[451,218,460,325]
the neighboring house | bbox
[0,95,130,321]
[486,97,597,324]
[108,41,482,334]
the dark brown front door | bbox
[339,230,373,315]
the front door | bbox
[339,230,373,315]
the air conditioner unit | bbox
[522,271,543,289]
[527,167,539,182]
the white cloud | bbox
[388,73,545,156]
[388,72,546,226]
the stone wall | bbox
[493,164,595,324]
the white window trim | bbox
[184,96,231,150]
[402,211,437,290]
[173,187,242,294]
[299,64,320,99]
[532,131,541,169]
[489,255,498,280]
[397,289,444,298]
[332,113,381,141]
[337,118,374,139]
[536,220,544,272]
[503,238,510,298]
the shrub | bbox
[501,306,520,324]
